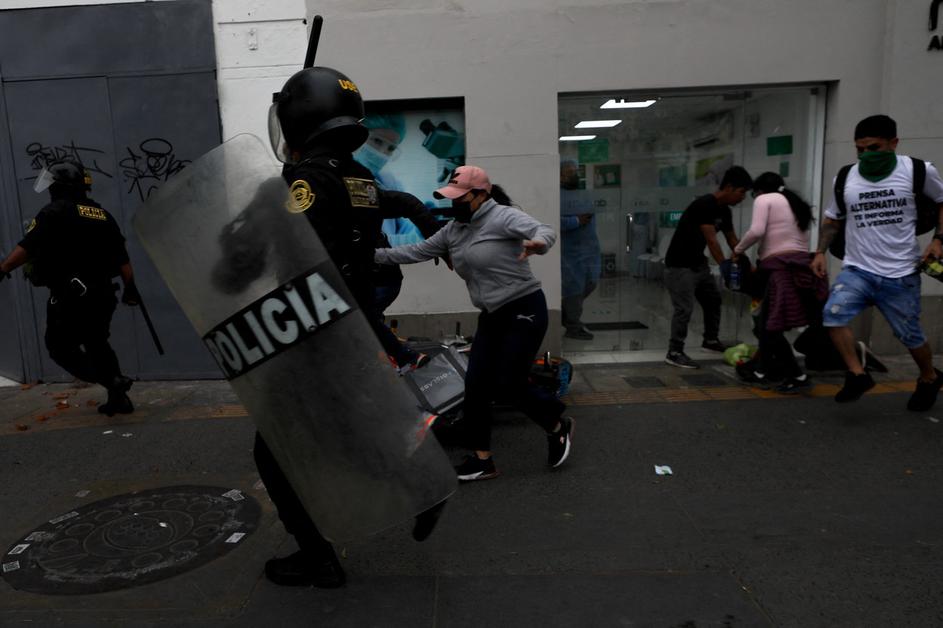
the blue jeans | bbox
[822,266,926,349]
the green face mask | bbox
[858,150,897,182]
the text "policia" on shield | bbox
[202,267,352,379]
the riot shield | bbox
[133,134,455,541]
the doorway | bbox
[558,86,826,360]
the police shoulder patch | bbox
[287,179,315,213]
[77,205,107,221]
[343,178,379,209]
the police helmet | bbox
[33,160,91,194]
[268,66,368,162]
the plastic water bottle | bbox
[729,262,741,291]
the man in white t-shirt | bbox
[811,115,943,410]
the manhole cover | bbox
[2,485,260,595]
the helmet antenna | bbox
[303,15,323,69]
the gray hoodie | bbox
[374,198,556,312]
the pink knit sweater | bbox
[734,192,810,259]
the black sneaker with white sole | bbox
[665,351,699,369]
[455,455,499,481]
[776,374,811,394]
[547,417,574,468]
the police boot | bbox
[412,499,448,542]
[264,548,345,588]
[98,376,134,416]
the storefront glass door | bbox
[558,86,825,358]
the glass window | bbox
[558,86,826,357]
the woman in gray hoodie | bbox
[375,165,573,481]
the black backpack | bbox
[829,157,937,259]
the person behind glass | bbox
[375,165,574,481]
[353,114,439,372]
[663,166,753,369]
[811,114,943,410]
[559,159,601,340]
[731,172,827,393]
[0,161,137,415]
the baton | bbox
[136,296,165,356]
[303,15,323,69]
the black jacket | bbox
[19,196,128,291]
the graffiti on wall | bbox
[26,141,114,181]
[25,138,191,201]
[119,138,191,201]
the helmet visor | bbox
[32,167,56,193]
[268,103,291,164]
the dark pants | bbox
[374,279,402,316]
[44,285,122,387]
[757,327,803,378]
[463,290,565,452]
[561,281,597,331]
[665,265,722,353]
[352,284,418,366]
[253,433,335,557]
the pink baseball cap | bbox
[434,165,492,199]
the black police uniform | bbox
[251,146,388,588]
[18,195,130,397]
[254,63,456,587]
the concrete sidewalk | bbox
[1,358,942,627]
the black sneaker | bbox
[835,371,875,403]
[737,367,769,385]
[665,351,699,369]
[776,374,811,394]
[547,417,574,468]
[264,549,345,588]
[564,326,594,340]
[412,500,448,542]
[98,392,134,416]
[455,455,499,481]
[907,368,943,411]
[701,339,728,352]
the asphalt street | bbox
[1,358,942,627]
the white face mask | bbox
[353,143,390,177]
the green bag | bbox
[723,343,756,366]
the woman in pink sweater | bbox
[732,172,827,392]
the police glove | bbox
[121,281,141,306]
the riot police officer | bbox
[253,65,385,588]
[0,161,138,415]
[256,65,448,589]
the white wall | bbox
[213,0,308,146]
[288,0,895,315]
[8,0,939,311]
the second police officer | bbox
[0,161,138,415]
